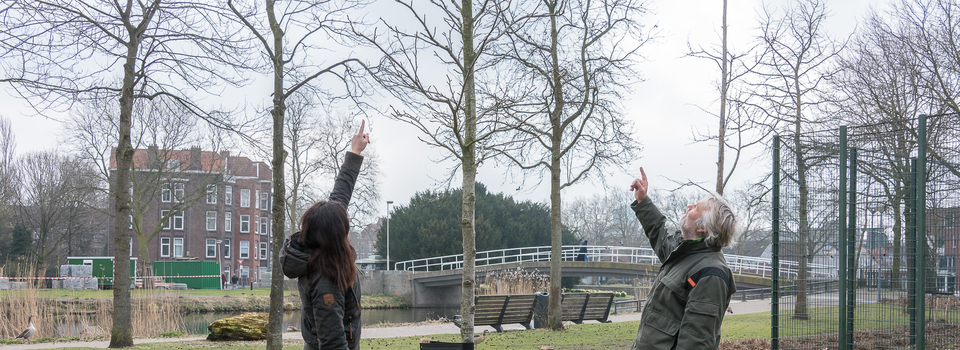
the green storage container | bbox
[67,256,137,286]
[152,260,221,289]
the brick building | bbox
[932,207,960,292]
[110,146,272,283]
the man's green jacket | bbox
[630,197,736,350]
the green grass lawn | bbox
[31,313,756,350]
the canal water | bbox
[182,307,460,335]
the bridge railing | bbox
[394,245,835,279]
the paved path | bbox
[0,299,773,349]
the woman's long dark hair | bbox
[298,200,356,291]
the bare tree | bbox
[15,152,99,277]
[1,1,250,345]
[225,0,370,346]
[284,92,382,234]
[0,117,15,262]
[564,187,645,248]
[828,7,925,282]
[562,194,614,244]
[496,0,648,330]
[0,117,15,217]
[725,184,771,256]
[685,0,768,195]
[751,0,845,319]
[607,188,646,248]
[354,0,511,341]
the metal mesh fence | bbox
[773,114,960,349]
[775,128,843,349]
[845,119,921,349]
[921,114,960,348]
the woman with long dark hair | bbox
[282,121,369,350]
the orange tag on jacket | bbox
[687,278,697,288]
[323,294,334,307]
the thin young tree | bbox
[0,1,250,346]
[225,0,370,346]
[751,0,845,319]
[354,0,511,342]
[685,0,768,195]
[496,0,648,329]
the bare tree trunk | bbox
[546,1,565,329]
[716,0,729,195]
[266,0,287,347]
[548,152,563,330]
[459,1,478,342]
[110,37,139,348]
[794,125,810,320]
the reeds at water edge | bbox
[1,264,185,340]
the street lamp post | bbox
[386,200,393,271]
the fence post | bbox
[772,135,780,350]
[908,157,917,345]
[839,127,848,350]
[917,114,927,349]
[847,147,858,349]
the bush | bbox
[159,331,184,338]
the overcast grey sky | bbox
[4,0,877,212]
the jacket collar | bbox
[663,238,721,265]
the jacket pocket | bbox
[641,308,681,350]
[687,300,720,317]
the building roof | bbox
[109,146,269,178]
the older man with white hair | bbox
[629,167,737,350]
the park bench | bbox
[560,292,615,324]
[453,294,537,332]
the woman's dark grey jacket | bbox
[281,152,363,350]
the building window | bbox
[207,185,217,204]
[240,265,249,278]
[173,237,184,257]
[260,242,268,261]
[206,211,217,231]
[240,241,249,259]
[224,212,232,232]
[161,183,171,203]
[255,190,260,209]
[160,210,170,230]
[206,239,217,258]
[174,183,185,202]
[947,214,957,228]
[160,237,170,257]
[173,211,184,230]
[240,189,250,208]
[225,185,233,205]
[223,239,231,259]
[260,192,269,211]
[240,215,250,233]
[260,217,268,236]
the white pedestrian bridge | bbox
[394,245,836,280]
[374,245,835,307]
